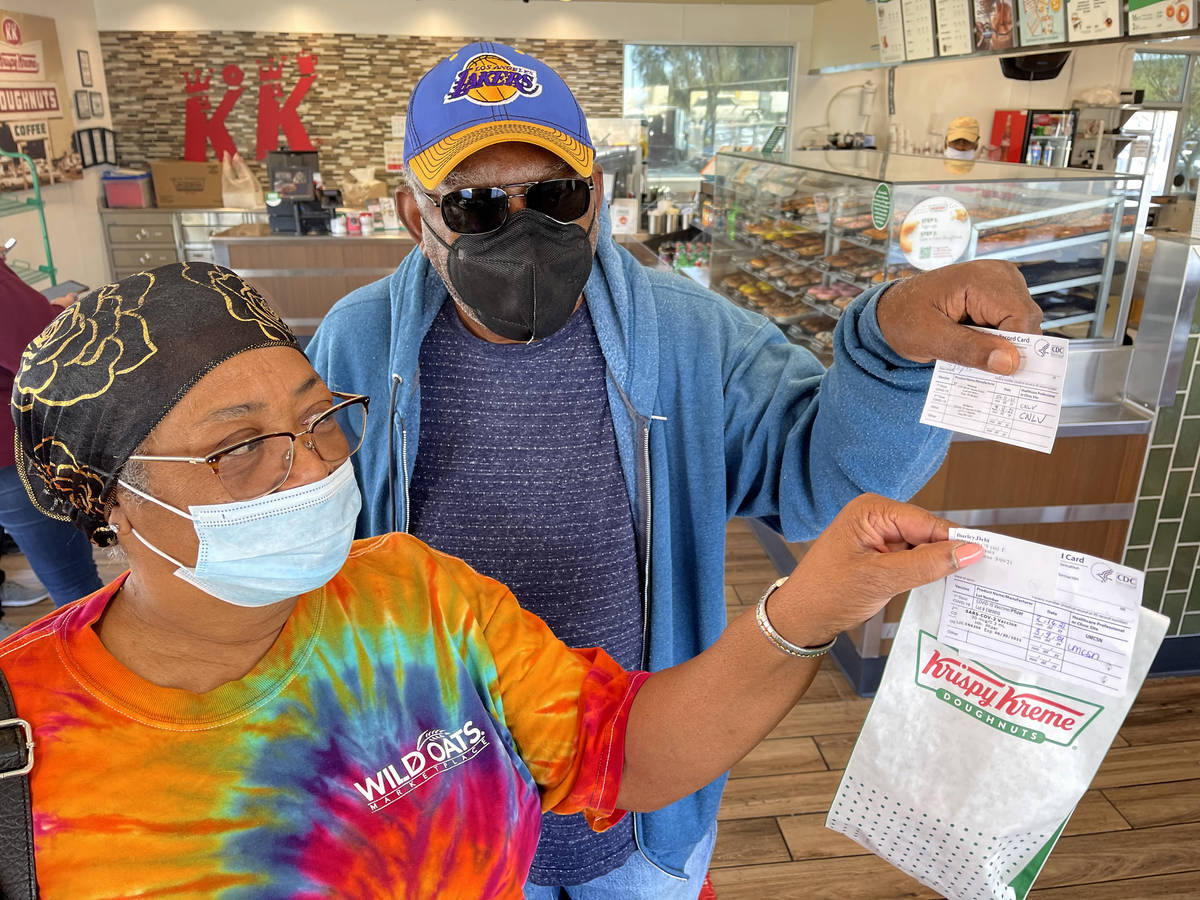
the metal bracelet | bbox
[754,577,837,659]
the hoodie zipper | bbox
[633,413,683,882]
[389,373,412,534]
[399,417,410,533]
[638,421,653,671]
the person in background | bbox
[944,116,982,160]
[308,42,1042,899]
[0,256,103,635]
[2,262,984,897]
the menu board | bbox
[1066,0,1122,39]
[902,0,937,59]
[1129,0,1192,33]
[974,0,1019,50]
[935,0,975,55]
[1020,0,1068,43]
[876,0,907,62]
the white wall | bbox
[91,0,813,44]
[795,0,1187,153]
[790,43,1137,152]
[6,0,111,290]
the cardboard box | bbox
[150,160,223,208]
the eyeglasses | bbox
[127,392,369,501]
[425,177,594,235]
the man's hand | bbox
[767,494,983,648]
[875,259,1043,375]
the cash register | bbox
[266,149,342,234]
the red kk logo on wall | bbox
[183,52,318,161]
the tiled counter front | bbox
[1124,299,1200,639]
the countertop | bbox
[211,223,411,241]
[99,205,268,215]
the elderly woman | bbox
[0,263,980,898]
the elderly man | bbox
[308,42,1041,899]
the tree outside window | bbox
[624,44,792,179]
[1131,51,1200,193]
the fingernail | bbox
[987,350,1014,375]
[954,543,984,568]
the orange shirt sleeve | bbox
[475,583,649,831]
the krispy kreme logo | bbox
[914,631,1103,746]
[444,52,542,106]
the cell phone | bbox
[41,280,88,301]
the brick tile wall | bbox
[99,31,623,192]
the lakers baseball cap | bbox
[404,41,594,191]
[946,116,980,143]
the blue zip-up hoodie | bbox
[306,210,950,879]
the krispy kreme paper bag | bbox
[825,582,1168,900]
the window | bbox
[1131,52,1187,103]
[1131,51,1200,193]
[623,44,792,180]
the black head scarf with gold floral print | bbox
[11,262,300,545]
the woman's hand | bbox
[766,494,984,648]
[617,495,982,813]
[49,291,79,310]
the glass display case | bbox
[709,150,1143,362]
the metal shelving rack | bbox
[0,149,56,287]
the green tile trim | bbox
[1173,417,1200,470]
[1187,364,1200,417]
[1168,544,1199,592]
[1163,470,1194,519]
[1141,447,1172,498]
[1183,610,1200,636]
[1154,402,1183,447]
[1124,546,1149,571]
[1150,521,1182,569]
[1130,497,1162,546]
[1183,494,1200,544]
[1162,590,1188,635]
[1144,568,1169,612]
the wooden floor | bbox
[711,519,1200,899]
[3,523,1199,898]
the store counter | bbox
[656,152,1200,691]
[211,223,415,334]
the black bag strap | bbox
[0,665,37,900]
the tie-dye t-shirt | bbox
[0,533,648,899]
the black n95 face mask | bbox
[424,208,596,342]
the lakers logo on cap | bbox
[444,53,542,106]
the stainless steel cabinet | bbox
[99,207,268,280]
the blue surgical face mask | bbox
[118,460,362,608]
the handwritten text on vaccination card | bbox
[920,329,1069,454]
[938,529,1141,697]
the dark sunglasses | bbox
[426,177,594,235]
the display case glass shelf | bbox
[709,150,1143,361]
